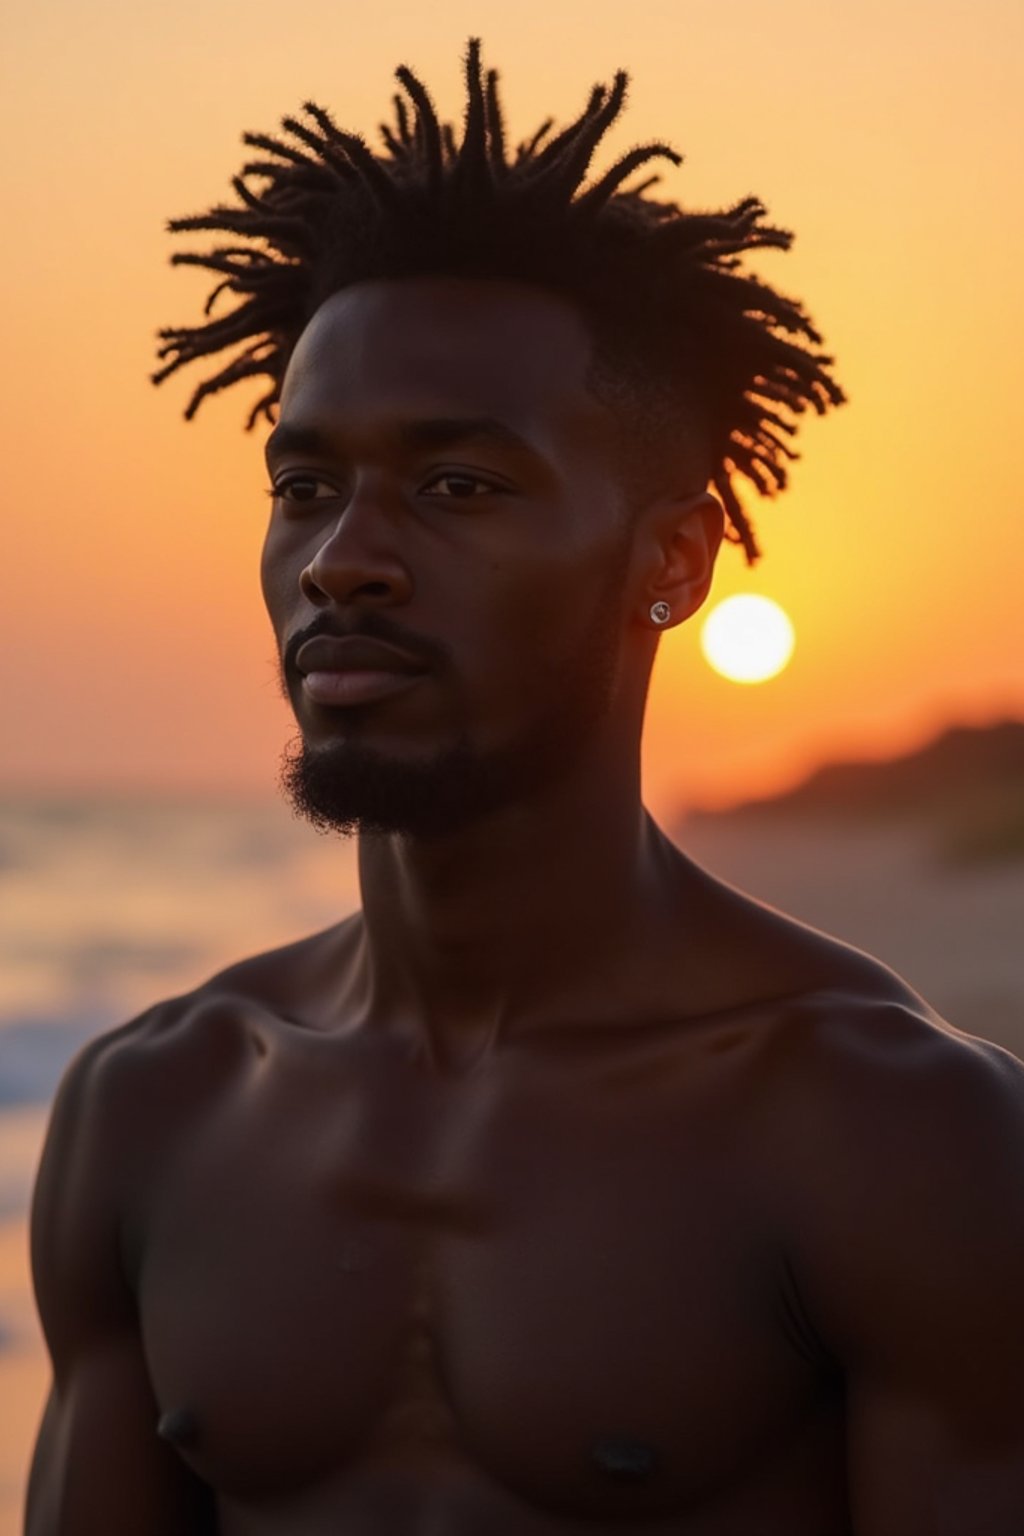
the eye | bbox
[267,474,338,504]
[420,472,499,500]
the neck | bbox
[352,735,684,1066]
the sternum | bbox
[367,1244,462,1459]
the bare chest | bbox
[133,1017,845,1525]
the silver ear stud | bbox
[650,601,671,625]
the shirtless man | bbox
[26,39,1024,1535]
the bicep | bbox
[780,1018,1024,1535]
[26,1029,217,1534]
[844,1230,1024,1536]
[26,1340,217,1535]
[847,1067,1024,1536]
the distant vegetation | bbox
[686,720,1024,868]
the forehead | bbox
[279,277,614,463]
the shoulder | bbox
[29,1000,191,1348]
[42,913,359,1132]
[759,983,1024,1370]
[764,975,1024,1141]
[752,990,1024,1512]
[759,969,1024,1195]
[29,926,333,1316]
[38,999,189,1150]
[33,993,215,1216]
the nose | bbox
[298,481,412,610]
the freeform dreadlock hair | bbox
[154,38,845,564]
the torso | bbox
[114,902,934,1534]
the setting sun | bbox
[700,596,796,685]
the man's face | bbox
[260,276,647,838]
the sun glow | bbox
[700,595,796,685]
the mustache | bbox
[283,609,452,679]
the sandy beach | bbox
[0,1143,47,1534]
[680,812,1024,1061]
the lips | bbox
[295,635,427,677]
[294,634,428,709]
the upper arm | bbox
[25,1026,217,1535]
[782,1008,1024,1536]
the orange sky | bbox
[2,0,1022,817]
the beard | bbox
[276,569,629,842]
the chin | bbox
[277,710,590,840]
[277,732,491,839]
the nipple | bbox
[589,1435,659,1482]
[156,1406,200,1448]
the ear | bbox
[637,490,725,629]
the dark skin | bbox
[26,277,1024,1535]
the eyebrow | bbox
[264,416,544,466]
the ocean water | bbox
[0,794,363,1219]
